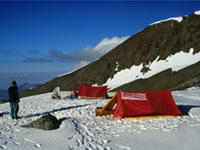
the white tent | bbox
[51,87,61,99]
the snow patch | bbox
[150,16,183,26]
[115,62,120,71]
[194,10,200,15]
[105,48,200,90]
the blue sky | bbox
[0,0,199,89]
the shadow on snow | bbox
[2,104,200,120]
[23,104,90,119]
[177,105,200,115]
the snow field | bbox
[0,90,200,150]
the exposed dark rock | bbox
[140,64,151,74]
[23,113,61,130]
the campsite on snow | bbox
[1,89,200,150]
[1,10,200,150]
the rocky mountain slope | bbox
[112,61,200,92]
[20,11,200,98]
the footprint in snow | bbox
[190,124,200,127]
[23,138,42,148]
[9,135,16,140]
[34,143,42,148]
[14,141,21,145]
[0,145,7,150]
[116,144,131,150]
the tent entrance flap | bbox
[96,92,117,116]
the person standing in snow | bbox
[8,81,20,119]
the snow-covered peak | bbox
[151,10,200,26]
[150,16,183,26]
[194,10,200,15]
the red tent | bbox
[78,83,107,99]
[96,90,182,118]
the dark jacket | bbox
[8,86,19,103]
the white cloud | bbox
[94,36,129,52]
[73,36,130,70]
[50,36,130,74]
[73,60,90,70]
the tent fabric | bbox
[78,83,107,99]
[96,90,182,118]
[52,87,61,97]
[51,87,61,99]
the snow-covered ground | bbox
[1,89,200,150]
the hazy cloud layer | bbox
[27,50,41,55]
[0,36,130,88]
[22,50,54,63]
[12,74,31,79]
[22,57,54,63]
[50,36,130,69]
[21,36,130,68]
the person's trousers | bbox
[10,102,19,118]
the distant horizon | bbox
[0,1,200,89]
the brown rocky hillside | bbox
[112,61,200,92]
[20,11,200,98]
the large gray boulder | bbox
[23,113,61,130]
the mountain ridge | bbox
[19,11,200,98]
